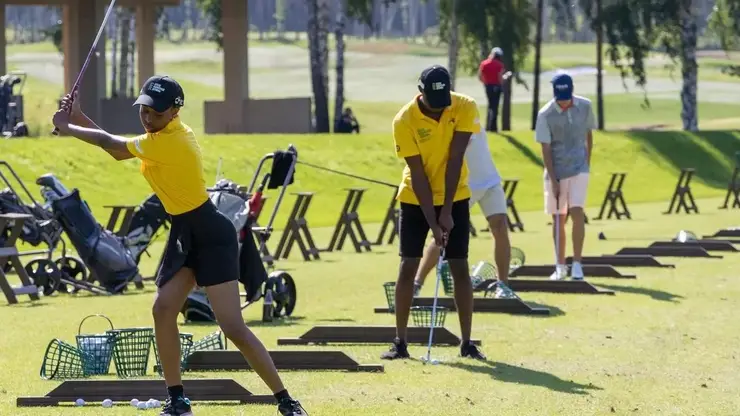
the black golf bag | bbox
[49,189,139,293]
[124,193,169,264]
[0,188,62,248]
[0,72,28,138]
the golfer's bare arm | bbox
[536,114,557,179]
[65,124,135,161]
[406,156,438,228]
[443,132,472,210]
[69,112,134,161]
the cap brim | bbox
[133,94,168,113]
[554,91,573,101]
[426,92,452,109]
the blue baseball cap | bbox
[551,73,573,101]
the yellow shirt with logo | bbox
[125,118,209,215]
[393,92,480,206]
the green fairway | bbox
[1,130,738,231]
[1,198,739,415]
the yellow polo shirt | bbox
[393,92,480,205]
[126,117,209,215]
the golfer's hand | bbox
[431,225,446,248]
[550,178,560,199]
[52,109,71,133]
[438,209,454,236]
[60,91,82,120]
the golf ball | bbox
[151,399,161,407]
[102,399,113,408]
[130,398,139,407]
[75,398,85,406]
[137,401,148,409]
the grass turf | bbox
[1,198,739,415]
[1,130,739,231]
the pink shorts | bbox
[544,172,589,215]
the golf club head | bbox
[420,356,440,365]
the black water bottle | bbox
[262,289,274,322]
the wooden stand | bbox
[615,246,722,259]
[495,279,615,295]
[324,188,372,253]
[16,379,274,407]
[374,297,550,315]
[0,213,40,304]
[503,179,525,231]
[274,192,320,261]
[719,167,740,209]
[566,255,675,268]
[511,264,636,279]
[182,350,384,372]
[594,172,631,220]
[650,240,738,252]
[663,168,699,214]
[374,190,399,246]
[277,326,480,346]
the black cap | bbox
[418,65,452,109]
[133,75,185,113]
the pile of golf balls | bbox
[130,398,161,409]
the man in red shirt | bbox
[478,47,506,132]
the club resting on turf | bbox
[421,246,445,365]
[51,0,118,136]
[554,183,561,277]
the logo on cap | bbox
[554,83,570,91]
[431,82,446,91]
[148,83,165,93]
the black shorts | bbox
[156,199,239,288]
[398,199,470,259]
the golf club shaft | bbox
[51,0,118,136]
[425,247,445,361]
[554,183,560,266]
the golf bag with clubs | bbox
[0,71,29,138]
[37,174,140,293]
[181,146,299,322]
[124,193,170,264]
[0,188,63,249]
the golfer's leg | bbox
[480,185,511,282]
[491,87,502,132]
[205,280,285,393]
[395,203,428,342]
[414,240,441,287]
[447,200,473,343]
[545,178,567,264]
[152,268,196,388]
[570,173,589,261]
[488,214,510,282]
[485,85,496,131]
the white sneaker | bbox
[570,262,585,281]
[549,265,568,281]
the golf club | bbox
[554,183,561,279]
[51,0,118,136]
[421,245,446,365]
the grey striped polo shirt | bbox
[534,95,596,181]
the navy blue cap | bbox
[551,73,573,101]
[418,65,452,109]
[133,75,185,113]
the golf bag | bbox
[124,193,169,263]
[0,72,28,138]
[0,188,62,248]
[49,189,139,293]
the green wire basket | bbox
[153,332,194,375]
[75,314,115,376]
[107,327,154,378]
[438,261,454,296]
[190,330,226,353]
[410,306,448,328]
[40,339,89,380]
[383,282,396,312]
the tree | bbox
[195,0,223,49]
[556,0,710,131]
[455,0,534,131]
[307,0,332,133]
[707,0,740,77]
[334,0,347,132]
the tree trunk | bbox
[595,0,605,130]
[531,0,544,130]
[110,12,119,97]
[307,0,330,133]
[333,0,346,131]
[447,0,458,88]
[679,0,699,131]
[118,9,132,96]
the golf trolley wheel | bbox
[265,271,297,318]
[54,256,88,294]
[24,258,61,296]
